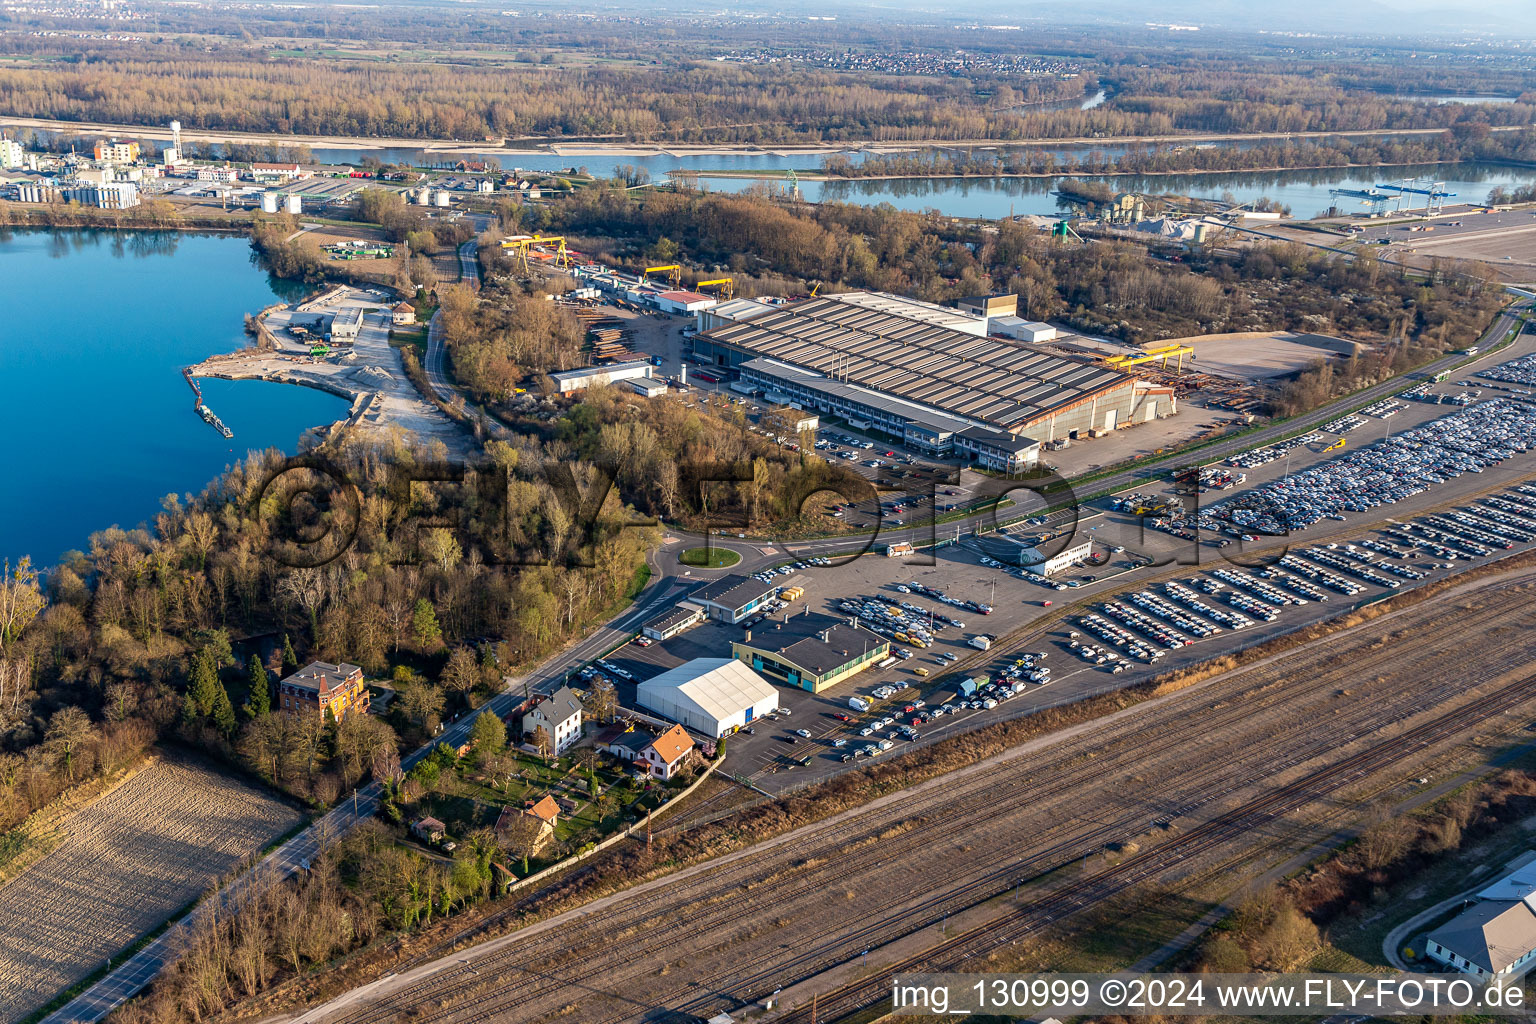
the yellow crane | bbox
[696,277,735,301]
[1322,437,1346,453]
[643,264,682,288]
[1102,343,1196,372]
[500,234,570,272]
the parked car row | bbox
[1070,617,1159,668]
[1320,414,1367,434]
[1125,589,1220,638]
[1163,580,1255,630]
[1205,398,1536,535]
[1225,432,1323,469]
[1477,352,1536,388]
[901,580,993,615]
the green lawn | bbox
[679,546,741,568]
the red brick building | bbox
[278,661,369,724]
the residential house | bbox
[392,302,417,326]
[277,661,370,723]
[1427,857,1536,979]
[497,794,560,851]
[410,816,446,843]
[638,724,695,780]
[521,685,583,755]
[595,722,650,763]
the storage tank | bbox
[1193,222,1211,244]
[434,190,451,208]
[285,193,302,215]
[260,192,279,214]
[415,188,431,206]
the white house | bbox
[637,724,695,780]
[1427,857,1536,980]
[521,685,583,755]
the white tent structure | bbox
[635,658,779,738]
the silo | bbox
[260,192,279,214]
[285,193,302,215]
[1193,222,1210,244]
[434,190,451,208]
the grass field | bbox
[679,547,741,568]
[0,753,303,1024]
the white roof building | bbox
[550,360,653,394]
[635,658,780,738]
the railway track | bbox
[311,583,1536,1024]
[302,574,1536,1024]
[769,669,1536,1024]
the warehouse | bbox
[642,603,705,641]
[732,612,889,693]
[692,292,1174,448]
[550,360,654,394]
[635,658,780,737]
[689,574,778,624]
[330,307,363,343]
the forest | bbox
[545,185,1504,357]
[0,12,1531,146]
[820,126,1536,180]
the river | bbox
[692,161,1536,221]
[0,229,349,569]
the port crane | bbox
[696,277,735,301]
[1102,343,1195,372]
[499,234,571,272]
[643,264,683,288]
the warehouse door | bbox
[1103,409,1118,430]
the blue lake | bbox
[0,229,349,568]
[696,161,1536,220]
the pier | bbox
[183,367,233,439]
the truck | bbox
[848,696,871,712]
[968,635,992,651]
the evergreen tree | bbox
[412,598,442,648]
[186,647,221,720]
[210,677,237,736]
[282,633,298,670]
[244,654,271,718]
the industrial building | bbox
[93,139,140,164]
[249,163,304,183]
[692,292,1173,455]
[956,292,1018,322]
[0,139,23,170]
[989,316,1059,343]
[549,360,654,395]
[688,574,779,624]
[635,658,780,738]
[329,307,364,343]
[1021,539,1096,576]
[641,603,705,641]
[62,183,140,210]
[655,290,717,314]
[1427,858,1536,979]
[732,612,889,693]
[629,377,669,398]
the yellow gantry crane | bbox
[1322,437,1347,453]
[643,264,683,288]
[696,277,735,301]
[1102,343,1196,372]
[499,234,570,273]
